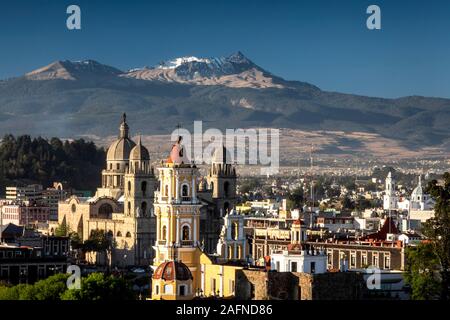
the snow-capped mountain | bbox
[1,51,449,153]
[123,51,286,89]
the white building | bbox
[270,220,327,274]
[383,172,397,210]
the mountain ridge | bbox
[0,51,449,156]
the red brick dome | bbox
[153,261,193,281]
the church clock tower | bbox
[152,137,203,292]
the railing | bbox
[181,196,191,202]
[180,240,194,246]
[158,240,167,245]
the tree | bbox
[288,187,304,209]
[60,272,135,300]
[83,229,115,267]
[422,172,450,300]
[54,222,70,236]
[404,243,441,300]
[0,274,69,300]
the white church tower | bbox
[383,171,398,210]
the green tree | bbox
[288,187,304,209]
[422,172,450,300]
[404,243,441,300]
[61,273,135,300]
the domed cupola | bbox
[130,136,150,161]
[106,113,136,162]
[153,260,193,281]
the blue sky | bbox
[0,0,449,98]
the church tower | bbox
[207,145,237,215]
[122,136,156,266]
[153,137,203,292]
[97,113,136,200]
[216,209,248,262]
[383,171,398,210]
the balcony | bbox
[180,240,194,247]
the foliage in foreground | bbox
[0,272,135,300]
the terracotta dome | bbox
[130,136,150,161]
[107,113,136,161]
[153,261,193,281]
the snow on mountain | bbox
[122,51,286,89]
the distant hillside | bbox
[0,52,449,153]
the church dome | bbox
[130,136,150,161]
[106,113,136,161]
[153,260,193,281]
[212,145,232,164]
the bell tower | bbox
[123,136,156,266]
[153,137,203,292]
[207,145,237,216]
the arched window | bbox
[224,202,230,214]
[141,181,147,197]
[165,185,169,197]
[127,202,131,215]
[116,163,120,170]
[162,226,167,241]
[231,222,239,240]
[126,231,132,238]
[98,203,113,218]
[117,231,122,237]
[182,184,189,197]
[128,181,131,194]
[141,201,147,216]
[182,225,190,240]
[228,245,233,259]
[224,181,230,197]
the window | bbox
[327,252,332,266]
[384,254,391,270]
[291,261,297,272]
[231,222,238,240]
[350,252,356,268]
[162,226,167,241]
[98,203,113,218]
[229,280,235,295]
[155,285,159,295]
[276,261,280,271]
[165,185,169,197]
[373,253,379,268]
[116,163,120,170]
[179,285,186,296]
[182,225,190,241]
[224,181,230,197]
[117,231,122,237]
[141,201,147,216]
[128,181,131,194]
[127,202,131,215]
[310,262,316,274]
[182,184,189,197]
[126,232,131,238]
[164,284,172,294]
[141,181,147,197]
[362,253,368,267]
